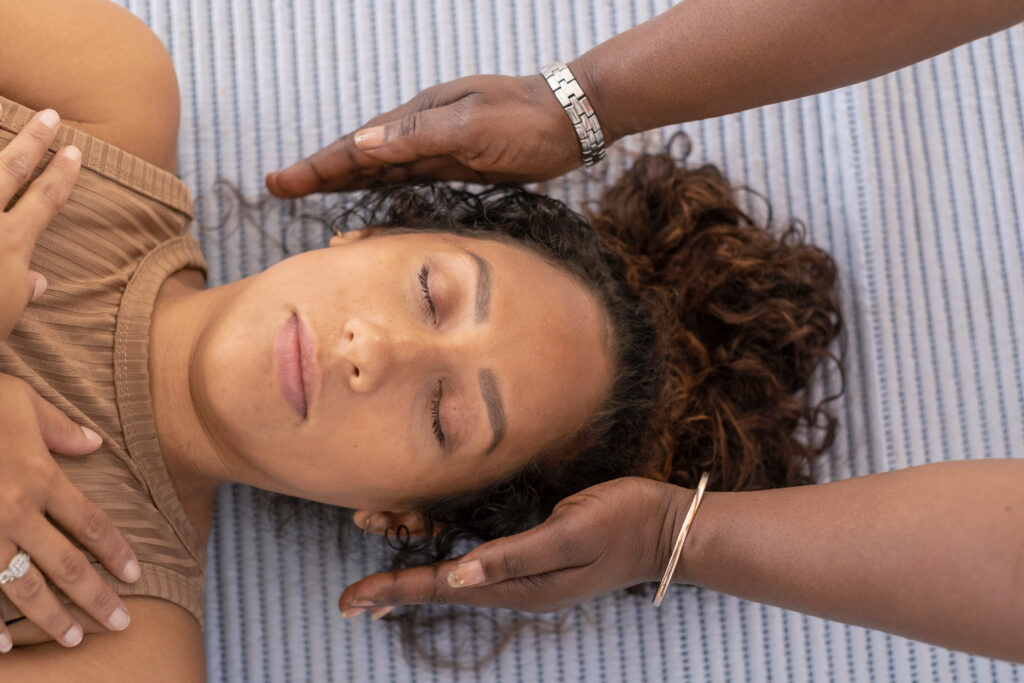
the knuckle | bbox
[38,179,67,211]
[502,553,525,579]
[81,507,114,542]
[55,551,89,585]
[89,587,117,615]
[7,571,44,602]
[1,150,32,185]
[397,113,421,140]
[0,489,36,524]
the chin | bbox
[190,311,286,455]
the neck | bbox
[148,270,240,536]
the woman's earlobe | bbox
[328,226,388,248]
[353,509,429,537]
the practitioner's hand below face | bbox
[338,477,686,616]
[0,374,140,652]
[265,74,584,197]
[0,106,81,340]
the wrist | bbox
[653,484,716,587]
[645,482,694,583]
[568,56,626,146]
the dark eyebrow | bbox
[478,368,507,456]
[466,249,491,322]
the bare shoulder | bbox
[2,597,205,682]
[0,0,181,172]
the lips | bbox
[273,313,320,420]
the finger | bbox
[8,145,81,250]
[444,519,579,589]
[22,382,103,456]
[265,133,376,198]
[0,624,10,654]
[351,103,471,165]
[46,479,140,584]
[264,80,462,195]
[0,109,61,205]
[0,543,83,647]
[339,522,574,609]
[15,519,130,633]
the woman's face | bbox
[191,231,612,512]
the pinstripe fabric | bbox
[115,0,1024,680]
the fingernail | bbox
[349,599,375,608]
[108,606,130,630]
[370,605,395,620]
[38,109,59,129]
[122,559,141,582]
[354,126,386,150]
[81,425,102,446]
[447,559,485,588]
[341,608,366,619]
[62,623,83,647]
[0,631,11,653]
[61,145,81,162]
[30,276,47,302]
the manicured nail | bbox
[341,608,366,619]
[447,559,485,588]
[370,605,395,620]
[354,126,386,150]
[38,109,59,129]
[81,426,102,446]
[61,145,81,162]
[108,606,130,630]
[0,631,11,653]
[30,276,47,302]
[122,559,141,582]
[62,623,83,647]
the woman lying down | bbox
[0,0,839,676]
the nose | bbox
[339,317,421,392]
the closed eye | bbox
[418,265,437,324]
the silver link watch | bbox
[540,61,606,167]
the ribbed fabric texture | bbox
[0,95,208,627]
[114,1,1024,681]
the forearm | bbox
[675,460,1024,662]
[573,0,1024,142]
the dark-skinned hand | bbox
[265,74,586,196]
[338,478,690,618]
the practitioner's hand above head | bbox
[265,74,589,197]
[0,374,141,653]
[337,477,687,616]
[0,106,81,340]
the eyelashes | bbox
[420,264,445,448]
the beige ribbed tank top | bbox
[0,95,208,627]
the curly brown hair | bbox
[589,154,841,492]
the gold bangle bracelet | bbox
[653,471,710,606]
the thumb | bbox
[445,518,572,589]
[353,104,471,165]
[25,384,103,455]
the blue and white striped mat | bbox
[117,1,1024,680]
